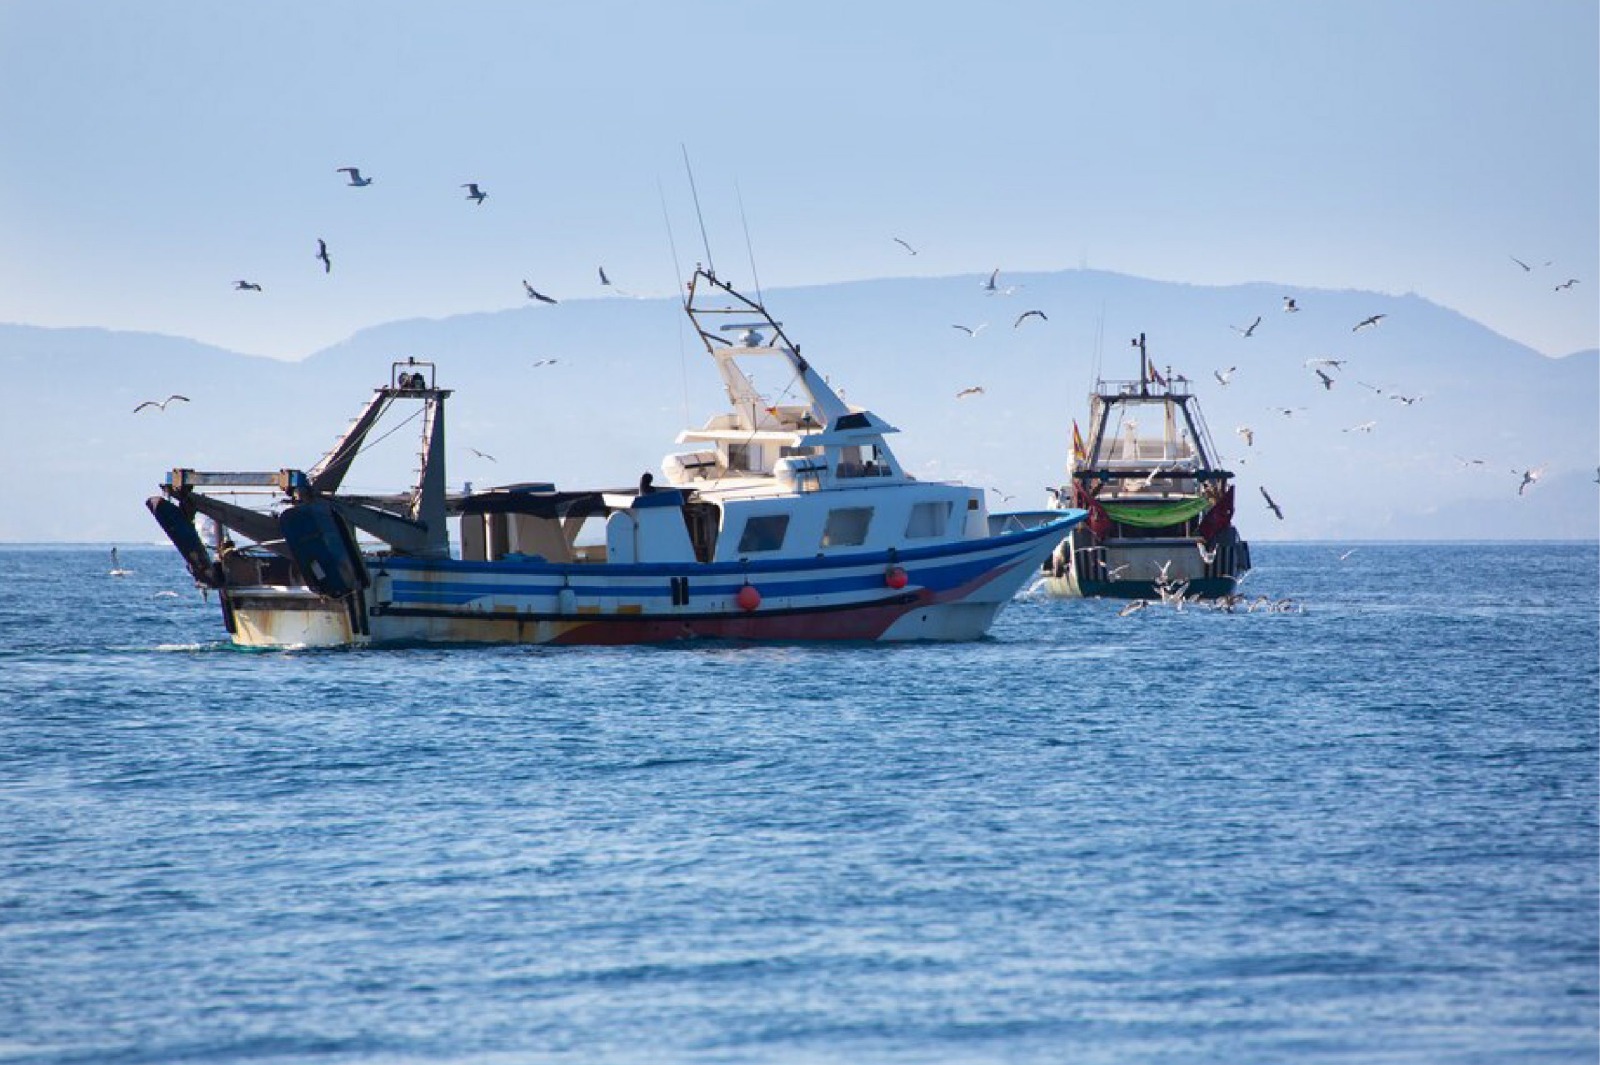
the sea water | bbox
[1,543,1595,1064]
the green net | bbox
[1100,496,1211,528]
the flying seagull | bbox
[1274,406,1305,418]
[1353,314,1386,332]
[1235,425,1254,447]
[522,281,557,304]
[951,323,987,337]
[134,394,190,414]
[531,358,558,368]
[1230,316,1262,338]
[1339,548,1359,561]
[1555,278,1580,291]
[1344,420,1377,433]
[466,447,497,462]
[1260,485,1284,520]
[598,266,611,286]
[1513,466,1544,495]
[1510,255,1551,272]
[1389,392,1423,406]
[336,167,372,186]
[1282,296,1299,313]
[893,237,917,255]
[1315,369,1335,390]
[1014,310,1048,328]
[462,182,487,205]
[983,269,1017,296]
[1304,357,1345,370]
[1117,599,1148,617]
[1214,367,1237,386]
[316,239,331,273]
[234,280,262,291]
[955,386,985,399]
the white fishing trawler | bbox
[148,268,1085,647]
[1041,333,1250,600]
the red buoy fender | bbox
[736,584,761,611]
[884,566,909,589]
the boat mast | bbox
[1134,332,1149,395]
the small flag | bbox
[1150,366,1167,387]
[1071,419,1087,464]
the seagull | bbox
[1304,357,1345,370]
[336,167,372,186]
[1389,392,1423,406]
[1338,548,1359,561]
[1106,563,1131,580]
[531,358,558,368]
[1315,369,1335,390]
[1555,278,1580,291]
[955,386,985,399]
[234,280,262,291]
[1117,599,1148,617]
[893,237,917,255]
[982,269,1017,295]
[1455,456,1487,468]
[1230,316,1262,338]
[951,323,988,337]
[1235,426,1254,447]
[522,281,557,304]
[109,547,132,577]
[1274,407,1305,418]
[316,239,331,274]
[1131,465,1169,490]
[462,182,487,205]
[1356,380,1386,396]
[1214,367,1237,386]
[988,487,1016,502]
[598,266,611,285]
[1353,314,1386,332]
[466,447,497,462]
[1196,540,1218,565]
[1260,485,1284,520]
[1282,296,1299,312]
[1513,466,1545,495]
[1344,420,1378,433]
[1510,255,1551,272]
[133,394,190,413]
[1014,310,1048,328]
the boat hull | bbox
[1040,525,1251,601]
[220,514,1084,648]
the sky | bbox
[0,1,1595,361]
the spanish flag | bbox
[1071,419,1087,465]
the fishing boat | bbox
[1041,333,1250,600]
[146,268,1085,647]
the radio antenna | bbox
[735,179,763,306]
[681,144,715,276]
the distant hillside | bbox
[3,270,1596,542]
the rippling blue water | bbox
[1,543,1596,1064]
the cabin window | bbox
[737,514,790,554]
[821,507,873,548]
[905,501,953,539]
[836,444,887,479]
[727,443,753,471]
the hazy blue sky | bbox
[1,1,1595,359]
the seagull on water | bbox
[1014,310,1048,328]
[893,237,917,255]
[1230,316,1261,338]
[234,280,262,291]
[462,182,487,205]
[523,281,557,304]
[316,239,331,274]
[1338,548,1359,561]
[134,394,190,414]
[1353,314,1386,332]
[1260,485,1284,520]
[336,167,372,186]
